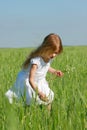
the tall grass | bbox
[0,46,87,130]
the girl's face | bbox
[48,50,58,59]
[50,52,58,59]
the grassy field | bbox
[0,46,87,130]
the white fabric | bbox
[5,57,54,105]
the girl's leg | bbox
[47,103,52,111]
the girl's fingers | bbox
[56,71,64,77]
[39,94,48,102]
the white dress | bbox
[5,57,54,105]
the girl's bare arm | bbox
[29,64,48,101]
[48,67,64,77]
[48,67,56,74]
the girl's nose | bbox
[53,53,56,57]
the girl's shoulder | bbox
[30,56,42,66]
[30,56,41,62]
[30,56,51,66]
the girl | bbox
[5,33,63,109]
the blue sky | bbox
[0,0,87,47]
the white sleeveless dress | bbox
[5,57,54,105]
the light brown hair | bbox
[22,33,63,69]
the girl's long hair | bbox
[22,33,63,69]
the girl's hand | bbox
[38,92,48,102]
[55,70,64,77]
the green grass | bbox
[0,46,87,130]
